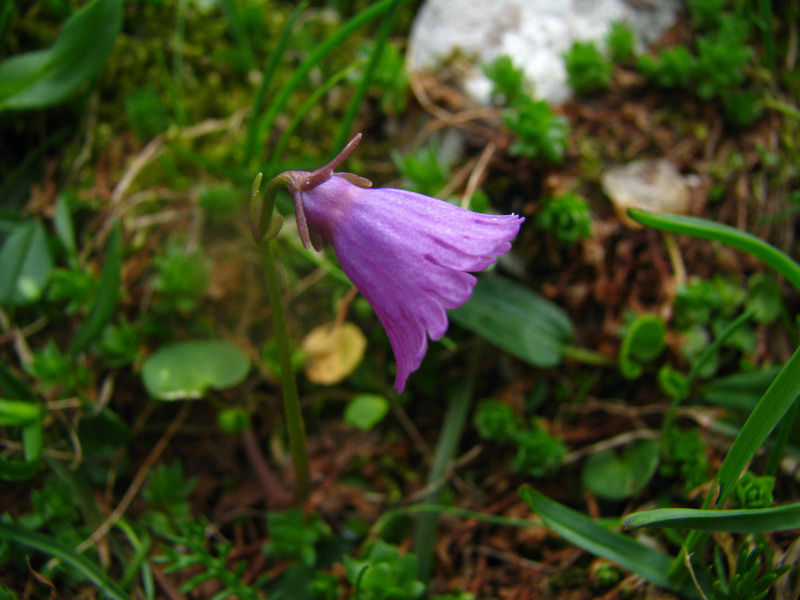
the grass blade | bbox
[0,521,132,600]
[627,209,800,292]
[68,221,122,356]
[624,503,800,533]
[519,486,696,595]
[253,0,409,173]
[243,1,307,166]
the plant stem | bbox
[257,237,311,505]
[413,367,475,582]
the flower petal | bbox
[301,175,523,393]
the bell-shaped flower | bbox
[281,135,524,393]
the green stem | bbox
[661,308,755,441]
[252,174,311,505]
[560,343,614,367]
[413,368,475,582]
[257,238,311,504]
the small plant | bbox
[140,461,197,535]
[563,40,613,96]
[25,340,93,396]
[391,140,451,196]
[733,471,774,509]
[263,508,331,567]
[152,243,211,314]
[535,192,592,244]
[124,86,171,139]
[47,266,95,314]
[694,18,752,100]
[660,427,710,494]
[483,54,528,106]
[503,99,569,164]
[156,522,268,600]
[688,0,728,31]
[344,540,425,600]
[355,39,409,115]
[710,543,789,600]
[95,317,141,367]
[473,399,565,477]
[607,21,635,64]
[637,46,697,89]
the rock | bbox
[408,0,680,105]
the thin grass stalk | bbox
[661,308,755,441]
[412,368,475,582]
[219,0,255,70]
[172,0,187,124]
[266,63,361,178]
[764,396,800,478]
[332,0,403,152]
[243,2,308,167]
[254,0,405,173]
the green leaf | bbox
[624,503,800,533]
[54,193,77,261]
[0,0,123,111]
[142,340,250,400]
[581,439,660,500]
[450,276,574,368]
[627,210,800,292]
[0,220,53,305]
[68,222,122,356]
[344,394,389,430]
[712,345,800,507]
[700,366,782,412]
[519,486,695,595]
[619,314,666,379]
[0,398,44,481]
[0,521,132,600]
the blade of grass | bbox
[265,62,361,177]
[413,368,475,582]
[627,209,800,292]
[0,521,132,600]
[219,0,255,71]
[625,503,800,533]
[243,1,308,166]
[519,485,698,596]
[68,222,122,356]
[252,0,409,172]
[661,308,755,438]
[680,344,800,568]
[332,0,402,151]
[712,345,800,508]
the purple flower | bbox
[284,135,523,393]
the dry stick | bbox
[406,47,498,140]
[461,142,496,208]
[76,402,192,553]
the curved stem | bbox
[258,237,311,505]
[252,173,311,505]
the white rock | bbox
[408,0,681,105]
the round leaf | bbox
[142,340,250,401]
[582,439,660,501]
[344,394,390,430]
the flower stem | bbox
[252,173,311,505]
[257,238,311,505]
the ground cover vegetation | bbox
[0,0,799,598]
